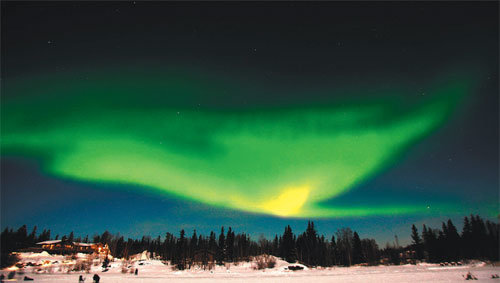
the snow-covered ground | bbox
[2,252,499,282]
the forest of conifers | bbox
[1,214,498,269]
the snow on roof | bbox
[74,242,94,247]
[37,240,61,245]
[37,240,95,246]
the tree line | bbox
[1,214,498,268]
[408,215,499,263]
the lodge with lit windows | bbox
[35,239,110,255]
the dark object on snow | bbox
[288,265,304,271]
[92,274,100,283]
[102,257,110,269]
[7,271,15,279]
[464,271,478,280]
[79,275,85,282]
[23,276,34,281]
[135,268,138,275]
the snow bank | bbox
[3,253,499,282]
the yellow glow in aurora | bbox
[260,185,311,217]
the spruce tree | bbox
[190,230,198,260]
[462,216,473,258]
[411,224,423,260]
[216,227,226,265]
[28,226,37,244]
[175,229,187,270]
[208,231,217,255]
[272,235,279,256]
[444,219,460,261]
[226,227,235,262]
[352,232,363,264]
[282,225,296,263]
[330,235,337,265]
[303,221,318,265]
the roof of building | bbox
[74,242,93,247]
[36,240,96,246]
[36,240,62,245]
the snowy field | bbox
[2,252,499,282]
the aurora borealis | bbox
[2,70,471,218]
[1,1,498,243]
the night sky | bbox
[1,1,498,245]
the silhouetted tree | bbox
[360,238,379,265]
[226,227,235,262]
[281,225,296,263]
[336,228,353,266]
[352,232,363,264]
[216,227,225,265]
[411,224,423,260]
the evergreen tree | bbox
[272,235,279,256]
[28,226,37,244]
[443,219,460,261]
[411,224,423,260]
[114,236,125,258]
[330,235,337,265]
[485,220,499,260]
[436,230,446,262]
[190,230,198,260]
[175,229,187,270]
[281,225,296,263]
[317,235,329,266]
[461,216,473,258]
[352,232,363,264]
[226,227,235,262]
[208,231,217,255]
[295,221,319,266]
[471,215,488,258]
[15,225,28,250]
[422,225,440,263]
[68,231,74,243]
[216,227,226,264]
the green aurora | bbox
[1,69,472,218]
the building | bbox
[36,240,110,255]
